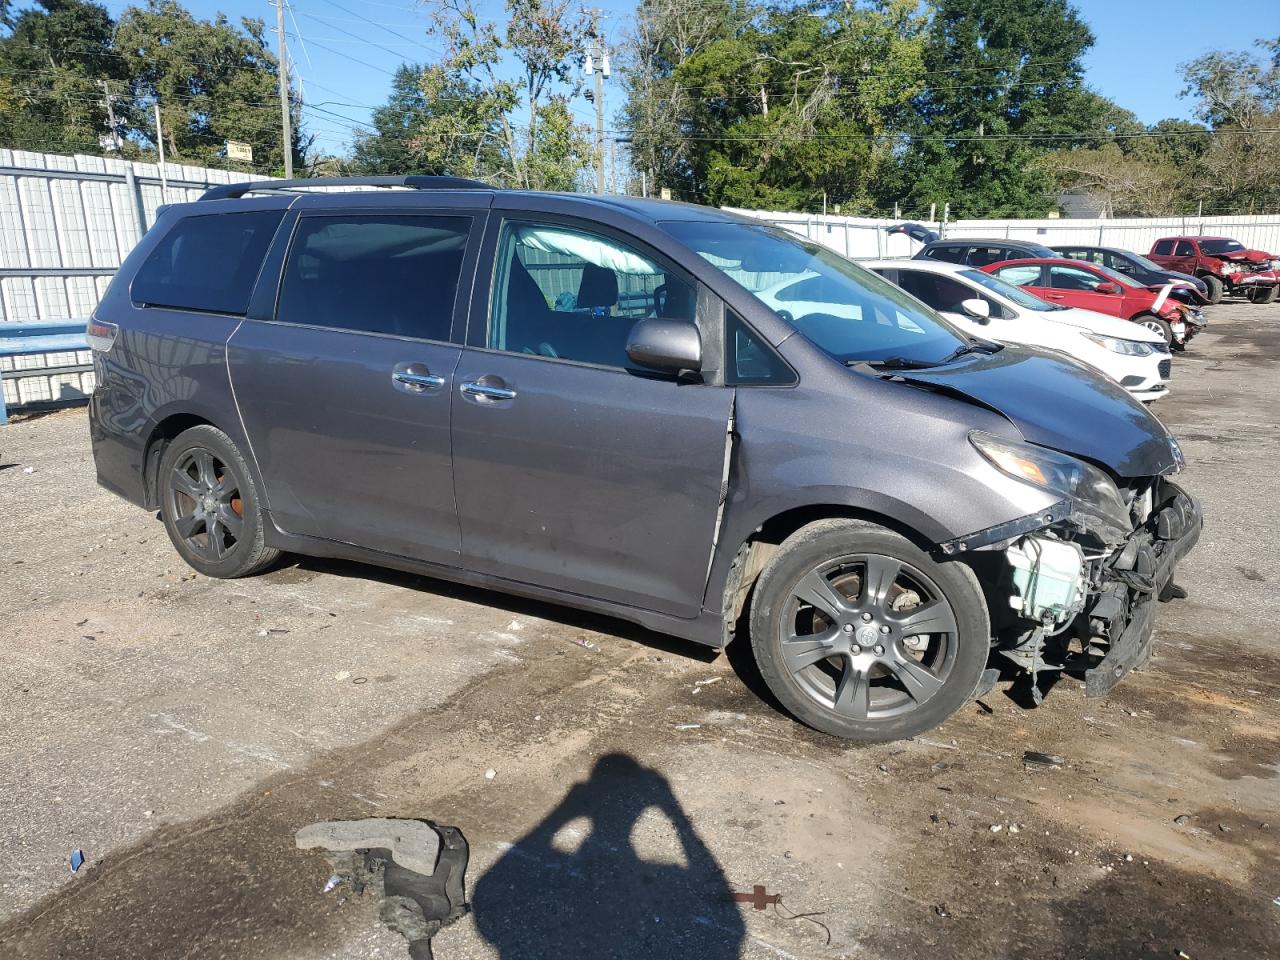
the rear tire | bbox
[1200,274,1223,304]
[1136,314,1173,345]
[158,425,279,578]
[748,519,990,742]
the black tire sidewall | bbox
[158,425,271,578]
[749,521,990,743]
[1201,275,1223,304]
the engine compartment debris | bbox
[296,818,469,960]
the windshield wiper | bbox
[853,356,938,370]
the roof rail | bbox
[199,175,490,202]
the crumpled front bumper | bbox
[1083,481,1203,696]
[1227,268,1279,287]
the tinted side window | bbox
[1049,265,1104,291]
[924,245,966,264]
[131,211,283,314]
[1175,240,1195,256]
[966,246,1008,267]
[726,311,795,385]
[1152,240,1174,256]
[898,270,1007,320]
[276,215,471,340]
[488,221,694,368]
[992,265,1041,287]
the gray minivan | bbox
[87,177,1201,742]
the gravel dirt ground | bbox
[1,300,1278,960]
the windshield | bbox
[663,221,968,364]
[1199,238,1246,255]
[958,268,1064,311]
[1125,252,1167,272]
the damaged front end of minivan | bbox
[941,430,1202,703]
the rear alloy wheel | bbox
[1137,315,1174,345]
[159,425,279,578]
[1200,274,1223,304]
[749,520,989,742]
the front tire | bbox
[749,520,990,742]
[158,425,279,578]
[1136,314,1174,345]
[1200,274,1223,304]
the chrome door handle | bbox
[461,380,516,401]
[394,371,446,391]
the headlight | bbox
[1080,332,1155,356]
[1221,262,1240,274]
[969,431,1132,544]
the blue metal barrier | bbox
[0,318,91,425]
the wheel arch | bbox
[716,503,940,647]
[140,412,227,510]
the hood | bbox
[1220,249,1274,263]
[883,346,1179,478]
[1046,307,1165,344]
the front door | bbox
[229,210,481,566]
[450,216,734,618]
[1043,263,1124,318]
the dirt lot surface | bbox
[1,301,1278,960]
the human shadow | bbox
[472,753,746,959]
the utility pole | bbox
[98,80,121,152]
[583,11,608,194]
[275,0,294,179]
[153,101,169,202]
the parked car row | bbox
[88,179,1201,744]
[912,237,1208,352]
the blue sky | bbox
[96,0,1280,158]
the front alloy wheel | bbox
[750,520,989,742]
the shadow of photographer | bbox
[473,753,745,959]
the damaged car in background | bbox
[87,179,1202,743]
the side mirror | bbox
[1095,281,1122,295]
[959,298,991,321]
[626,318,702,373]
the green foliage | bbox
[0,0,123,155]
[113,0,307,175]
[375,0,593,188]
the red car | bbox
[980,258,1191,346]
[1148,236,1279,304]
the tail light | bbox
[86,317,118,353]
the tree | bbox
[422,0,593,189]
[0,0,125,155]
[881,0,1107,218]
[1179,39,1280,212]
[113,0,309,174]
[349,62,506,177]
[618,0,748,199]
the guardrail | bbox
[0,319,91,424]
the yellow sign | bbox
[226,140,253,162]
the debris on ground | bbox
[731,884,782,910]
[1023,751,1065,769]
[934,902,950,918]
[572,637,596,650]
[296,818,469,959]
[1175,815,1192,826]
[484,768,497,780]
[674,723,701,730]
[333,670,351,681]
[69,850,85,873]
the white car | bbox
[827,260,1170,401]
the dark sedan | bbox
[1052,246,1209,304]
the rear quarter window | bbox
[1152,240,1175,256]
[923,245,967,264]
[130,210,284,315]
